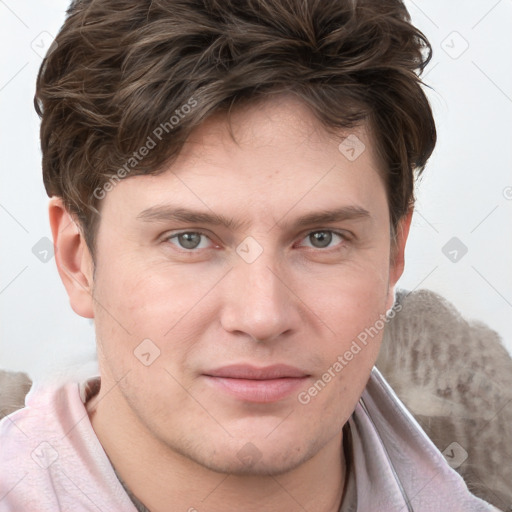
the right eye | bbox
[164,231,215,251]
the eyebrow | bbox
[136,205,371,231]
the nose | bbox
[219,247,299,343]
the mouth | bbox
[202,364,310,403]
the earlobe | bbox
[49,197,95,319]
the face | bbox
[80,95,406,476]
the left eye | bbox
[297,231,346,250]
[165,230,346,251]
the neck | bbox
[87,385,347,512]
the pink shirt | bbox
[0,368,500,511]
[0,376,137,511]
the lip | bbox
[203,364,310,403]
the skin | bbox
[50,94,412,512]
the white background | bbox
[0,0,511,381]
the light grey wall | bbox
[1,0,511,382]
[398,0,512,358]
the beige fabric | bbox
[377,289,512,511]
[0,370,31,419]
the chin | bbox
[198,452,309,477]
[176,435,321,477]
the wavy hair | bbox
[35,0,436,255]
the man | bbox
[0,0,501,510]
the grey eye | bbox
[176,232,203,249]
[308,231,333,248]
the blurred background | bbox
[1,0,511,382]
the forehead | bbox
[177,94,380,171]
[98,94,387,229]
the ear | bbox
[386,207,413,310]
[49,197,94,318]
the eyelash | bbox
[163,230,350,253]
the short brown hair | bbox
[35,0,436,255]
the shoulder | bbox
[0,379,76,509]
[0,377,133,511]
[0,378,84,467]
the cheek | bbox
[93,251,200,333]
[298,272,388,425]
[305,253,390,338]
[300,253,390,404]
[91,255,225,378]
